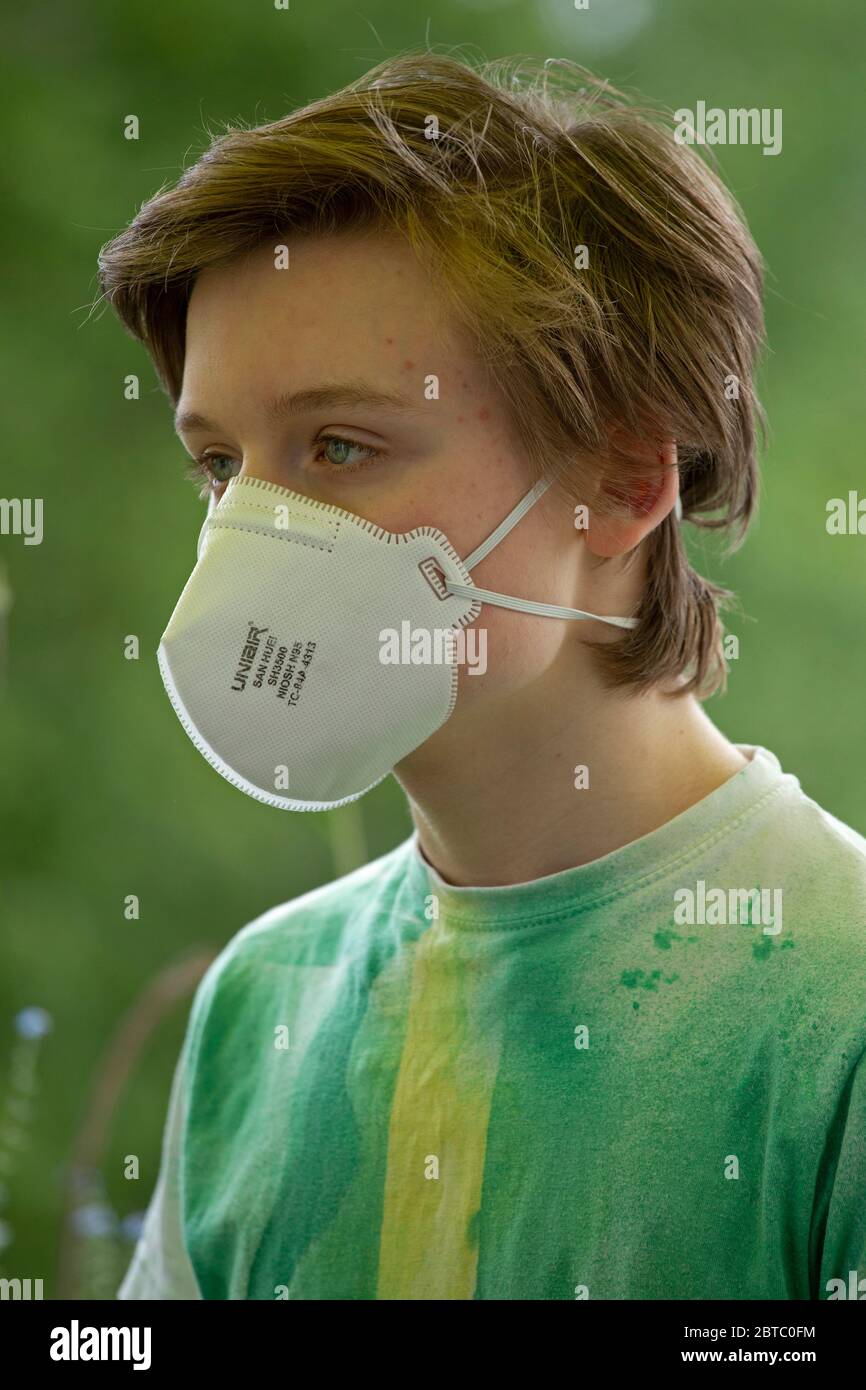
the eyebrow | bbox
[173,382,424,435]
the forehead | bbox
[182,229,473,393]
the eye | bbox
[314,434,380,473]
[185,452,241,498]
[202,453,241,484]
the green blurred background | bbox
[1,0,864,1297]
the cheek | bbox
[445,476,580,695]
[454,604,569,697]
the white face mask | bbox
[157,475,638,811]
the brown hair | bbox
[96,51,766,696]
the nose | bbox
[237,460,330,508]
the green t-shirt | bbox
[118,746,866,1300]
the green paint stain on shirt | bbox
[117,747,866,1302]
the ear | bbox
[585,439,679,559]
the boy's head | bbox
[98,52,765,702]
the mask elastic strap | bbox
[460,478,552,572]
[445,477,640,631]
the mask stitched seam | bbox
[224,478,488,584]
[157,646,391,812]
[215,498,338,527]
[205,498,484,630]
[205,518,339,553]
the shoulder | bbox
[768,778,866,929]
[735,749,866,926]
[743,767,866,1049]
[185,835,417,1035]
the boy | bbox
[99,53,866,1300]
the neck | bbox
[396,665,747,888]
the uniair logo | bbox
[231,623,269,691]
[673,881,783,935]
[49,1320,152,1370]
[0,1276,43,1299]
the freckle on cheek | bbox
[403,359,415,370]
[384,337,394,345]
